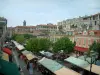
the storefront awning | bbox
[16,45,24,50]
[64,56,89,68]
[12,40,25,50]
[38,57,63,72]
[54,67,80,75]
[74,46,88,52]
[78,56,95,64]
[2,48,12,55]
[40,51,53,57]
[22,50,30,55]
[25,53,36,60]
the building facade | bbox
[82,13,100,30]
[0,17,7,50]
[14,23,58,36]
[75,30,100,48]
[74,30,100,56]
[0,17,7,37]
[36,23,58,33]
[49,34,75,43]
[14,26,36,34]
[57,17,83,32]
[57,13,100,32]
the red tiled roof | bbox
[2,48,12,55]
[16,26,36,28]
[37,24,57,27]
[74,46,88,52]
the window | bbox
[94,32,97,35]
[95,21,97,25]
[88,39,91,46]
[79,38,81,45]
[84,39,86,45]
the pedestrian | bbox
[9,54,13,62]
[29,62,33,75]
[27,62,30,70]
[18,65,22,72]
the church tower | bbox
[23,20,26,26]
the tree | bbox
[89,41,100,59]
[15,35,25,44]
[96,43,100,59]
[23,34,36,39]
[11,34,18,40]
[53,37,74,53]
[25,38,52,53]
[89,41,97,51]
[25,38,38,52]
[38,38,52,51]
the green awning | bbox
[78,56,95,64]
[65,56,89,68]
[0,59,20,75]
[38,57,63,72]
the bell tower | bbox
[23,20,26,26]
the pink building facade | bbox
[74,30,100,56]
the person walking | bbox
[29,62,34,75]
[27,62,33,75]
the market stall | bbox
[65,56,99,75]
[12,40,25,50]
[54,67,80,75]
[40,51,53,58]
[65,56,89,69]
[38,57,63,75]
[38,57,80,75]
[22,50,30,56]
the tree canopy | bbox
[53,37,75,53]
[15,35,25,44]
[25,38,52,53]
[89,41,100,59]
[23,34,36,39]
[11,34,18,40]
[12,34,36,43]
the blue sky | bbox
[0,0,100,27]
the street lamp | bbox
[84,50,98,75]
